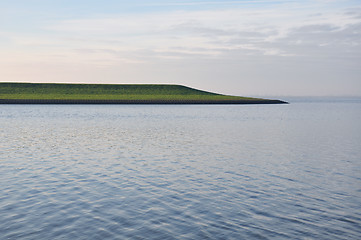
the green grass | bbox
[0,82,264,101]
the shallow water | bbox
[1,99,361,239]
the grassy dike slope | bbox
[0,83,287,104]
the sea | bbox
[1,97,360,239]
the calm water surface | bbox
[1,98,361,239]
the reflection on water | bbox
[1,100,361,239]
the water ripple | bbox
[1,103,361,239]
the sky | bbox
[1,0,361,96]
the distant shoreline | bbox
[0,83,288,104]
[0,99,287,104]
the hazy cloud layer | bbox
[1,0,360,96]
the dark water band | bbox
[0,99,288,104]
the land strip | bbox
[0,83,288,104]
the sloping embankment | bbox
[0,83,288,104]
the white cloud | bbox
[41,3,361,61]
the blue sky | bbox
[1,0,361,96]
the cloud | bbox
[43,3,361,61]
[139,0,299,7]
